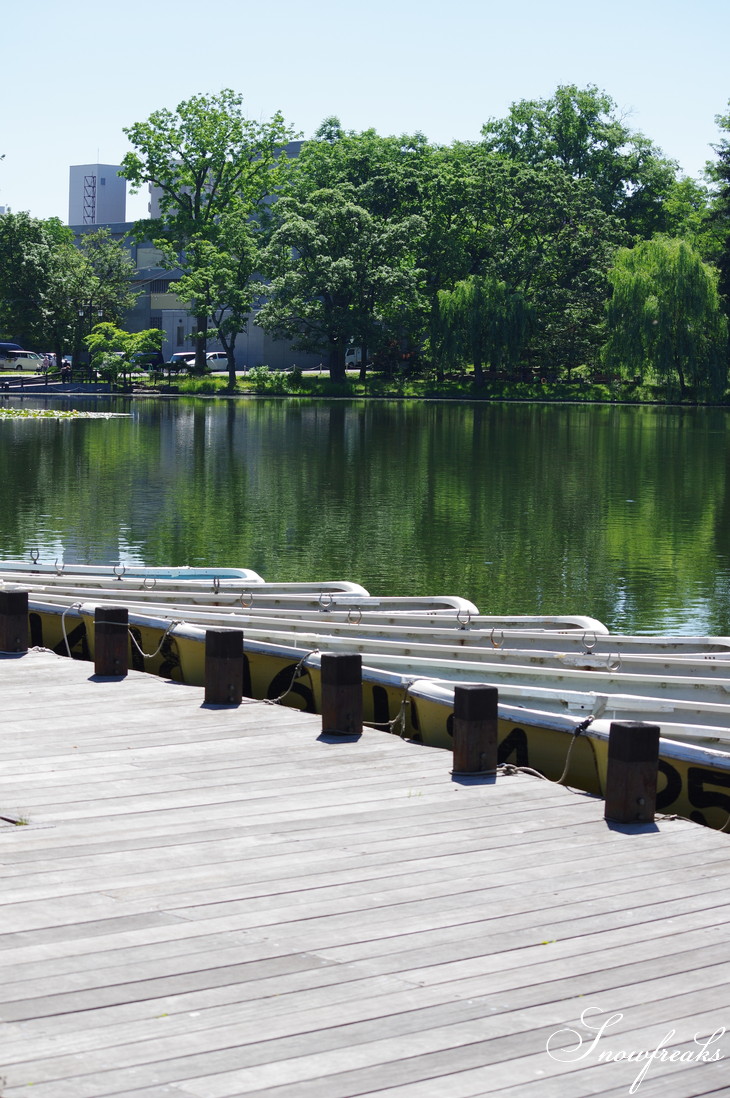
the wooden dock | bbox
[1,647,730,1098]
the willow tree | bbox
[435,274,531,385]
[604,238,728,399]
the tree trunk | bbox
[227,355,236,391]
[222,337,237,392]
[194,315,208,374]
[329,341,346,382]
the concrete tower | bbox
[68,165,126,226]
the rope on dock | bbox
[264,648,320,705]
[60,605,181,662]
[61,603,84,658]
[128,620,182,660]
[378,682,413,737]
[499,716,596,787]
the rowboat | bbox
[0,559,266,584]
[0,570,372,599]
[21,598,730,830]
[26,594,730,735]
[15,587,730,687]
[0,566,480,616]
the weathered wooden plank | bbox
[2,647,730,1098]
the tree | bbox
[167,208,258,390]
[121,89,296,372]
[85,322,164,386]
[419,145,627,375]
[706,103,730,307]
[258,184,424,381]
[257,122,431,378]
[435,275,531,384]
[0,212,101,364]
[0,213,72,344]
[481,84,679,239]
[604,237,728,399]
[78,228,138,324]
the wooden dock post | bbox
[321,652,362,736]
[604,720,660,823]
[94,607,129,677]
[452,684,499,775]
[0,589,28,653]
[204,629,244,705]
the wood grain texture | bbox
[1,647,729,1097]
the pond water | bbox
[2,395,729,635]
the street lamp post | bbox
[78,304,103,379]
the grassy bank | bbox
[133,368,704,405]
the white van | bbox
[1,350,44,371]
[205,351,229,369]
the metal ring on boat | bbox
[54,559,65,576]
[319,592,334,611]
[456,608,471,627]
[582,631,597,653]
[112,563,126,580]
[142,577,156,590]
[347,606,363,625]
[490,628,504,650]
[239,591,254,609]
[30,548,40,563]
[607,653,621,672]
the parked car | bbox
[168,352,197,369]
[205,351,229,369]
[1,350,45,371]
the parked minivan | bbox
[168,352,197,368]
[206,351,229,369]
[0,350,44,371]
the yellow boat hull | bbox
[26,602,730,831]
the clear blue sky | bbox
[2,0,728,223]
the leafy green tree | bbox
[85,322,164,386]
[78,228,138,324]
[259,122,431,376]
[258,184,424,381]
[604,237,728,399]
[481,84,679,239]
[422,146,627,374]
[121,89,296,371]
[706,103,730,306]
[0,213,72,343]
[435,275,532,384]
[660,176,714,250]
[294,120,430,223]
[0,211,101,364]
[165,208,258,390]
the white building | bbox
[68,145,320,369]
[68,165,126,226]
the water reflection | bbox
[1,396,728,634]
